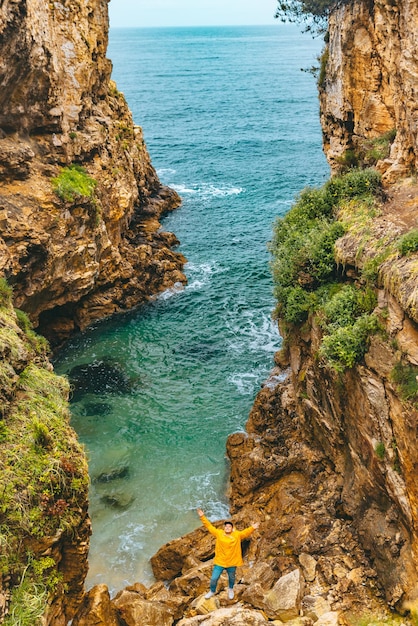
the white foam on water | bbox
[184,260,228,291]
[227,371,261,396]
[169,181,244,198]
[170,183,197,194]
[153,282,185,302]
[247,314,281,353]
[263,371,289,390]
[199,183,244,197]
[156,167,177,177]
[226,311,281,355]
[117,522,147,556]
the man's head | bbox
[224,521,234,534]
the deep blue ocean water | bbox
[54,25,329,593]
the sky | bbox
[108,0,278,28]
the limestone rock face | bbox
[320,0,418,181]
[227,315,418,611]
[264,569,304,621]
[71,584,121,626]
[0,0,186,346]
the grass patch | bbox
[360,129,397,167]
[270,169,382,328]
[0,278,13,307]
[1,362,89,538]
[396,229,418,256]
[319,284,377,331]
[15,309,50,356]
[319,313,380,372]
[375,441,385,460]
[52,164,97,203]
[3,555,63,626]
[318,46,329,88]
[390,362,418,406]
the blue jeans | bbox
[210,564,236,593]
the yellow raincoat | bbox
[200,515,256,567]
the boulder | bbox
[169,562,213,597]
[239,562,278,610]
[241,582,271,610]
[264,569,304,621]
[72,584,121,626]
[301,595,331,621]
[146,580,193,620]
[239,562,276,589]
[315,612,339,626]
[298,554,317,583]
[193,594,221,615]
[176,606,269,625]
[151,526,216,580]
[112,589,174,626]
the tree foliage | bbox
[275,0,350,32]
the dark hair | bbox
[224,520,233,527]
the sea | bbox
[54,24,329,594]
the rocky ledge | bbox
[0,0,186,348]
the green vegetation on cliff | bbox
[270,168,383,371]
[51,164,97,203]
[337,129,397,171]
[0,285,89,624]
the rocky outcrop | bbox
[319,0,418,182]
[0,0,186,347]
[0,290,90,624]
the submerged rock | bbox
[83,401,113,416]
[94,465,129,483]
[100,491,135,510]
[68,358,132,400]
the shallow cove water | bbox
[54,25,329,593]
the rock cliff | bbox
[0,286,90,625]
[2,0,418,624]
[0,0,185,622]
[0,0,186,348]
[70,0,418,623]
[319,0,418,182]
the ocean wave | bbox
[200,183,244,197]
[153,282,185,302]
[227,371,261,395]
[184,261,228,291]
[226,311,281,355]
[156,167,177,177]
[190,473,229,519]
[170,183,197,194]
[170,182,244,198]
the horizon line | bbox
[109,22,297,30]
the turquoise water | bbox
[54,25,329,593]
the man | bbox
[197,508,259,600]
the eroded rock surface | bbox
[0,0,186,347]
[319,0,418,181]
